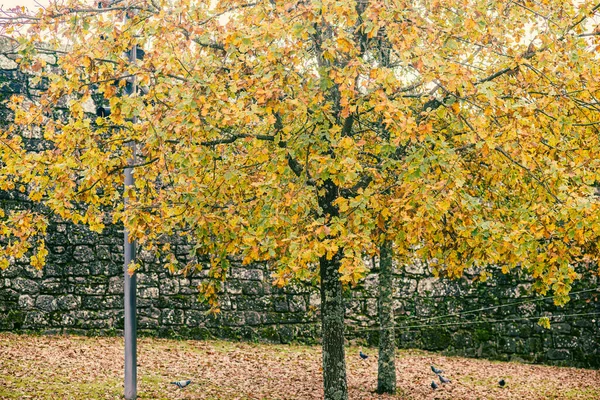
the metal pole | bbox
[124,44,138,400]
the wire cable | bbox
[393,287,599,325]
[345,287,600,334]
[347,311,600,333]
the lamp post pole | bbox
[97,3,139,398]
[123,44,138,400]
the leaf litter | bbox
[0,333,597,399]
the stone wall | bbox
[1,215,599,368]
[0,215,321,343]
[349,264,600,368]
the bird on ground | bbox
[431,381,438,390]
[499,379,506,387]
[438,374,451,384]
[171,380,191,389]
[431,365,443,374]
[359,351,369,360]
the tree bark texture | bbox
[318,178,348,400]
[377,239,396,394]
[320,253,348,400]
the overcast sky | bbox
[1,0,46,10]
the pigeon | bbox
[171,380,191,389]
[499,379,506,387]
[431,381,438,390]
[359,351,369,360]
[431,365,443,374]
[438,374,451,384]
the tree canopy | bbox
[2,0,599,297]
[1,0,600,398]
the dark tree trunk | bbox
[320,253,348,400]
[318,178,348,400]
[377,239,396,394]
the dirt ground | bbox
[0,333,597,399]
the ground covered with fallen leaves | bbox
[0,333,598,399]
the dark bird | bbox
[359,351,369,360]
[431,365,443,374]
[171,380,191,389]
[431,381,438,390]
[438,374,451,384]
[499,379,506,387]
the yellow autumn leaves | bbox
[0,0,599,310]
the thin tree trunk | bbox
[377,239,396,394]
[320,252,348,400]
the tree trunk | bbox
[320,252,348,400]
[317,178,348,400]
[377,239,396,394]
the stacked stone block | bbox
[1,216,599,368]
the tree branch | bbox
[340,174,372,198]
[494,146,561,203]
